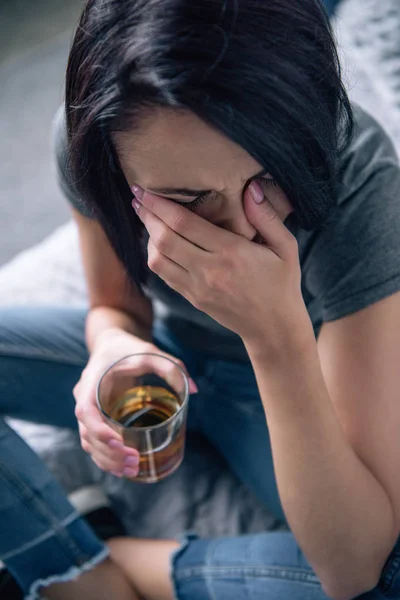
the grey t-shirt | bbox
[54,104,400,361]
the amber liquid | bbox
[110,386,186,483]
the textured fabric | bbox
[0,222,87,307]
[4,306,400,599]
[0,306,282,596]
[2,307,279,542]
[0,308,108,599]
[4,309,400,600]
[171,531,400,600]
[54,102,400,360]
[302,107,400,325]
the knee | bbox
[0,307,30,350]
[0,306,88,365]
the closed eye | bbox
[166,176,277,212]
[169,191,211,212]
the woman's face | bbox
[114,108,294,241]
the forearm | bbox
[86,305,153,352]
[246,331,397,600]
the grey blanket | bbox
[1,0,399,540]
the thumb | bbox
[244,180,293,259]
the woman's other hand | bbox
[73,328,197,477]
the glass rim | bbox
[96,352,190,432]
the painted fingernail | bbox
[132,199,141,213]
[189,378,199,394]
[124,455,140,467]
[123,466,139,478]
[108,439,124,450]
[131,185,144,201]
[250,181,265,204]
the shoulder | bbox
[52,105,95,219]
[336,103,399,206]
[298,104,400,323]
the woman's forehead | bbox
[113,108,263,192]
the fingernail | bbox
[250,181,265,204]
[108,439,124,450]
[189,378,199,394]
[132,198,141,213]
[132,184,144,201]
[111,471,122,478]
[124,455,140,467]
[123,466,139,478]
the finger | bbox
[75,381,125,440]
[164,360,198,393]
[72,381,81,401]
[78,422,90,447]
[79,421,120,455]
[147,239,189,290]
[244,180,297,260]
[91,453,139,477]
[188,379,199,394]
[138,205,204,272]
[80,426,140,471]
[133,188,231,251]
[132,349,195,397]
[142,208,206,270]
[77,402,124,446]
[78,422,120,459]
[147,348,199,394]
[92,437,140,462]
[93,446,140,472]
[80,424,140,473]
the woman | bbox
[1,0,400,598]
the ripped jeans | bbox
[0,306,399,599]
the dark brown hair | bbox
[66,0,354,288]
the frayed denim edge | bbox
[25,546,110,600]
[169,532,199,600]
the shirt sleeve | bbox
[302,106,400,323]
[51,105,94,219]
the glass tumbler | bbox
[96,353,189,483]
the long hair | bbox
[66,0,354,289]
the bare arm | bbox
[71,208,158,476]
[64,211,182,599]
[244,295,400,600]
[72,207,153,351]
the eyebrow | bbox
[148,168,268,197]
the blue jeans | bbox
[0,307,399,599]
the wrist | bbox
[244,308,316,369]
[90,326,153,356]
[86,306,153,352]
[90,326,132,352]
